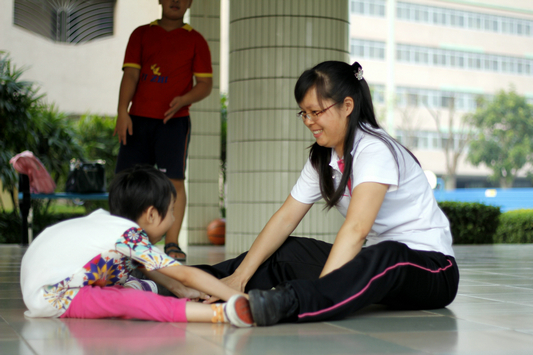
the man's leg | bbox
[166,178,186,260]
[155,116,191,261]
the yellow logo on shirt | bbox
[150,64,161,76]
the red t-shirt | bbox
[123,21,212,119]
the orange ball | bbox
[207,218,226,245]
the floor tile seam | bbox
[324,322,432,354]
[183,327,236,353]
[460,273,533,278]
[0,316,38,355]
[460,268,533,272]
[472,272,533,278]
[460,284,533,289]
[457,294,533,307]
[431,313,524,333]
[515,329,533,335]
[331,327,437,355]
[459,280,532,287]
[458,285,533,295]
[458,288,533,293]
[322,321,371,334]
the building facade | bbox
[349,0,533,188]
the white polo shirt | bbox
[291,127,454,257]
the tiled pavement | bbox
[2,243,533,354]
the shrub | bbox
[0,211,21,243]
[438,201,501,244]
[73,113,119,188]
[494,209,533,243]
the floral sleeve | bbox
[115,227,181,271]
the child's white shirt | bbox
[20,209,180,318]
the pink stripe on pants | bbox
[61,285,188,322]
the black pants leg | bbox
[289,241,459,323]
[194,237,332,292]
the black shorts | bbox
[115,115,191,179]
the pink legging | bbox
[61,285,188,322]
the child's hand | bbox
[164,96,186,123]
[168,281,208,300]
[114,112,133,145]
[203,296,220,304]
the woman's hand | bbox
[202,273,248,304]
[220,273,248,293]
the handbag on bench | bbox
[65,159,106,193]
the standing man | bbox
[114,0,213,261]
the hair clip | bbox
[355,67,364,80]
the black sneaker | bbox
[248,284,299,326]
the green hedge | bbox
[438,201,501,244]
[494,209,533,243]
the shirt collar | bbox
[149,21,193,32]
[328,128,365,172]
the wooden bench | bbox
[18,174,108,245]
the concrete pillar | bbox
[226,0,349,254]
[186,0,222,244]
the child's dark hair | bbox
[294,61,420,210]
[109,165,177,222]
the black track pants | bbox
[194,237,459,322]
[194,237,332,292]
[291,240,459,322]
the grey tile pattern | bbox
[1,244,533,354]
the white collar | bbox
[328,128,365,172]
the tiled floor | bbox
[2,243,533,354]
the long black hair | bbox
[294,61,420,210]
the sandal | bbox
[164,242,187,262]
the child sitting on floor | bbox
[20,165,251,326]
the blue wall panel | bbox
[434,188,533,212]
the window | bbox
[441,96,454,109]
[450,13,465,27]
[14,0,116,44]
[396,1,533,38]
[407,93,419,106]
[360,41,533,77]
[351,1,365,14]
[351,0,386,17]
[351,39,385,60]
[396,86,488,113]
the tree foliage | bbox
[0,52,84,210]
[74,113,119,187]
[467,88,533,188]
[0,51,43,202]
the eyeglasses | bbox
[297,102,339,122]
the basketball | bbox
[207,218,226,245]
